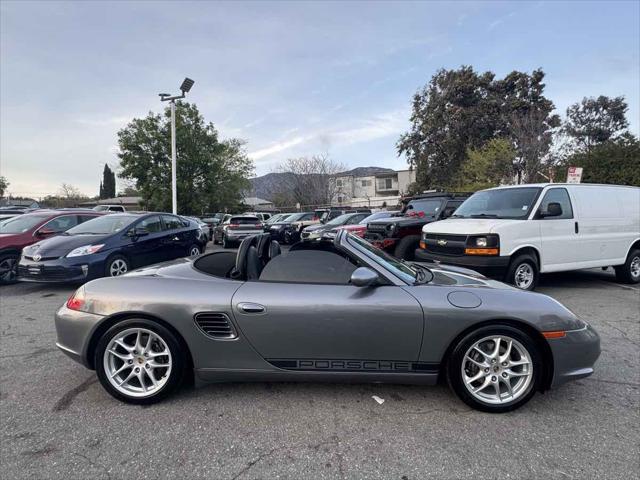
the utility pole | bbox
[159,77,195,214]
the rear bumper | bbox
[549,323,601,387]
[55,304,106,368]
[225,230,263,242]
[414,248,510,278]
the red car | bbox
[332,211,400,238]
[0,210,103,284]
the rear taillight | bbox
[66,287,86,311]
[228,224,239,230]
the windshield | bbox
[359,211,394,224]
[0,214,49,234]
[404,199,443,217]
[326,213,355,226]
[282,213,307,223]
[92,205,110,211]
[453,187,541,219]
[347,234,417,284]
[66,215,133,235]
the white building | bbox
[332,168,416,208]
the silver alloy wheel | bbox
[461,335,533,405]
[103,327,172,398]
[631,255,640,279]
[109,259,128,276]
[189,246,200,257]
[0,257,17,282]
[514,263,534,289]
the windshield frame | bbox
[344,233,418,285]
[403,198,445,218]
[452,187,543,220]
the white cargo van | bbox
[416,183,640,290]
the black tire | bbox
[394,235,421,260]
[446,325,542,413]
[105,254,130,278]
[222,235,232,249]
[505,253,538,290]
[187,244,202,257]
[614,248,640,284]
[94,318,187,405]
[0,253,19,285]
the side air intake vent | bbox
[194,312,238,340]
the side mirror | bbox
[350,267,379,287]
[36,227,56,237]
[541,202,562,218]
[128,227,149,237]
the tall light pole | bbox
[159,77,195,214]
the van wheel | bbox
[614,248,640,284]
[394,235,421,260]
[506,253,538,290]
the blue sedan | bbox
[18,213,204,283]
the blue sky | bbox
[1,0,638,198]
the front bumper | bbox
[414,248,510,278]
[548,323,601,387]
[55,304,106,368]
[18,253,108,283]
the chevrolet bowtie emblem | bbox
[33,254,42,262]
[437,239,447,246]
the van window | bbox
[539,188,573,219]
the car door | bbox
[122,215,165,267]
[231,249,424,362]
[160,215,189,260]
[534,187,579,270]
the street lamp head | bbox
[159,93,170,97]
[180,77,195,93]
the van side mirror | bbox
[540,202,563,218]
[350,267,379,287]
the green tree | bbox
[457,138,516,191]
[100,164,116,199]
[564,96,629,153]
[0,176,8,197]
[557,133,639,186]
[118,101,253,214]
[397,67,558,189]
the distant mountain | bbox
[248,166,395,201]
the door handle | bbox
[574,222,579,234]
[238,302,266,314]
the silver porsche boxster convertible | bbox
[55,231,600,412]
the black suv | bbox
[364,192,470,260]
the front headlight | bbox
[475,237,488,247]
[67,244,105,258]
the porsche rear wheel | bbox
[95,319,186,404]
[447,325,542,413]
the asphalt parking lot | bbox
[1,244,638,480]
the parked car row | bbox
[0,210,206,285]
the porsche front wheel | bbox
[447,325,542,413]
[95,319,186,404]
